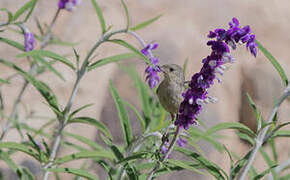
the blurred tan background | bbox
[0,0,289,179]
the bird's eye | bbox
[169,67,174,72]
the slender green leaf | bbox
[125,66,151,127]
[48,168,99,180]
[259,147,278,179]
[32,55,65,80]
[63,131,103,150]
[0,37,25,51]
[256,40,288,86]
[0,150,20,174]
[130,15,162,31]
[187,127,225,152]
[0,78,9,84]
[0,59,61,115]
[176,147,226,180]
[253,165,277,180]
[109,80,133,146]
[0,142,38,160]
[13,0,37,22]
[246,93,262,131]
[54,150,114,165]
[230,150,252,179]
[269,139,278,163]
[206,122,256,138]
[88,53,137,71]
[109,145,138,180]
[121,0,130,30]
[167,159,204,174]
[49,39,79,47]
[117,152,149,164]
[0,8,13,24]
[122,100,146,133]
[91,0,106,34]
[272,130,290,138]
[280,174,290,180]
[109,39,151,65]
[68,117,113,140]
[17,50,75,70]
[69,104,94,120]
[21,167,35,180]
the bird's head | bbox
[160,64,185,83]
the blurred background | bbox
[0,0,289,179]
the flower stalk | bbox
[238,85,290,180]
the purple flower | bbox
[176,17,257,130]
[24,31,35,52]
[58,0,81,11]
[176,137,187,147]
[141,42,161,88]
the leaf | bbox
[21,167,35,180]
[230,150,252,179]
[206,122,256,138]
[130,15,162,31]
[48,168,99,180]
[109,145,138,180]
[54,150,114,165]
[17,50,75,70]
[117,152,149,164]
[246,93,262,131]
[63,131,103,150]
[272,130,290,138]
[32,55,65,81]
[256,40,289,86]
[88,53,137,71]
[125,66,151,127]
[0,37,25,51]
[121,0,130,30]
[167,159,204,175]
[109,39,151,65]
[91,0,106,34]
[68,104,94,120]
[259,147,278,179]
[0,150,20,174]
[176,147,226,180]
[13,0,38,22]
[0,78,9,84]
[0,8,13,25]
[109,80,133,146]
[187,127,225,152]
[122,100,146,133]
[253,165,277,180]
[0,142,38,160]
[68,117,113,140]
[0,59,61,115]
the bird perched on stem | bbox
[157,64,185,122]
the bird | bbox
[157,64,185,121]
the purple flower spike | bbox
[141,42,161,89]
[58,0,81,11]
[176,17,257,130]
[24,30,35,52]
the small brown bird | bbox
[157,64,185,121]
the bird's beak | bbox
[157,65,164,73]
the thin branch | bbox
[0,9,61,141]
[146,125,181,180]
[42,28,128,180]
[238,85,290,180]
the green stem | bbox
[0,9,61,141]
[42,28,128,180]
[146,124,181,180]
